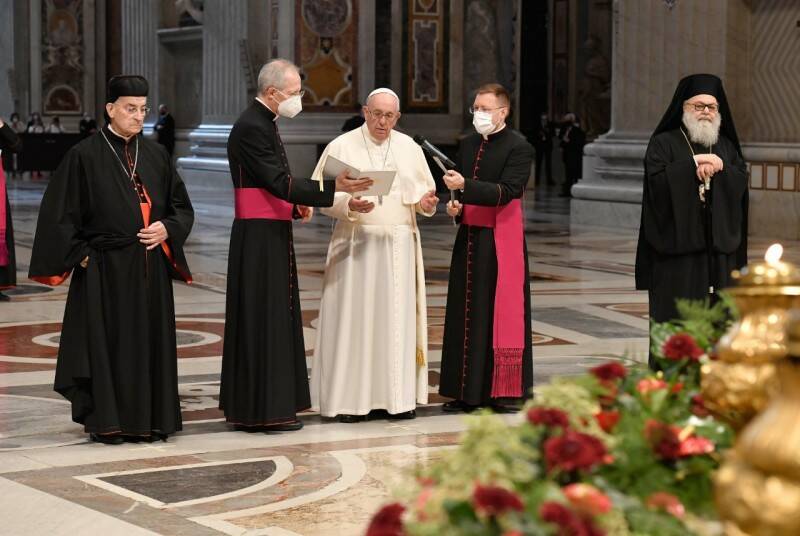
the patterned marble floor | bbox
[0,180,785,535]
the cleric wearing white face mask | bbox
[439,83,535,413]
[220,59,372,432]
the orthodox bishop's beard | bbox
[683,110,721,148]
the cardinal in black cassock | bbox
[219,59,371,431]
[0,117,21,299]
[439,83,535,412]
[635,74,748,363]
[29,76,194,443]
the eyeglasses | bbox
[469,106,506,114]
[277,89,306,98]
[686,102,719,113]
[120,105,151,116]
[367,109,399,121]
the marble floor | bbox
[0,180,784,535]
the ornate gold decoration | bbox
[700,245,798,429]
[715,327,800,535]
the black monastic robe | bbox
[439,127,535,406]
[220,101,335,426]
[635,129,748,323]
[0,123,20,289]
[29,125,194,435]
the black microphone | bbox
[413,135,456,168]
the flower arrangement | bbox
[367,299,736,536]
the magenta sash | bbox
[462,198,525,397]
[0,160,7,266]
[234,188,293,220]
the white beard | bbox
[683,110,721,148]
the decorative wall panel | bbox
[41,0,84,115]
[403,0,448,112]
[295,0,358,110]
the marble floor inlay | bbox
[0,181,785,534]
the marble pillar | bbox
[0,0,14,117]
[121,0,160,125]
[572,0,800,239]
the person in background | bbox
[532,112,554,187]
[154,104,176,157]
[0,116,21,300]
[46,116,65,134]
[79,113,98,137]
[559,112,586,197]
[27,113,45,133]
[340,103,365,132]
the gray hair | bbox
[257,59,300,94]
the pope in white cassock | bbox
[310,88,438,422]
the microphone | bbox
[413,135,456,168]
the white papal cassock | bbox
[310,123,435,417]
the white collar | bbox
[108,124,135,142]
[255,97,279,120]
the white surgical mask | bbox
[277,93,303,118]
[472,111,495,136]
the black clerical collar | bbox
[254,98,278,121]
[486,125,510,141]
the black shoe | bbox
[140,432,168,442]
[263,420,304,432]
[442,400,466,413]
[388,410,416,420]
[233,424,266,432]
[0,292,9,302]
[490,404,520,414]
[90,433,124,445]
[338,414,366,423]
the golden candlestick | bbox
[714,314,800,535]
[700,244,798,429]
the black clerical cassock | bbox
[439,127,535,408]
[220,100,335,427]
[29,76,194,438]
[635,74,748,341]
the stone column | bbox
[0,0,14,117]
[177,0,250,190]
[120,0,160,124]
[571,0,752,228]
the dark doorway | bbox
[518,1,549,141]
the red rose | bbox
[539,501,606,536]
[528,407,570,429]
[670,382,683,394]
[589,362,627,381]
[690,394,710,417]
[366,502,406,536]
[544,431,609,472]
[661,333,704,361]
[563,483,613,515]
[646,492,686,518]
[595,410,620,433]
[597,382,619,407]
[644,419,681,460]
[677,435,715,457]
[473,483,525,516]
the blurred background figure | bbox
[154,104,176,156]
[559,112,586,197]
[45,116,65,133]
[532,112,554,187]
[79,113,97,137]
[340,102,365,132]
[26,112,45,133]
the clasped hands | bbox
[695,154,723,183]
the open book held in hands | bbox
[321,154,396,197]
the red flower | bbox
[661,333,704,361]
[595,411,620,433]
[589,362,627,381]
[671,382,684,394]
[539,501,606,536]
[597,382,619,407]
[644,420,715,460]
[644,420,682,459]
[691,394,710,417]
[678,435,715,457]
[636,377,668,395]
[646,492,686,518]
[544,431,609,472]
[366,503,406,536]
[563,483,613,515]
[528,407,570,429]
[473,483,525,516]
